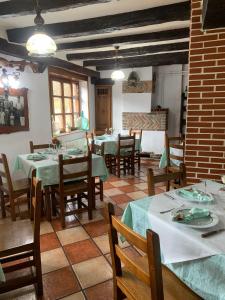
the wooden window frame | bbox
[49,75,80,132]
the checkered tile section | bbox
[0,159,165,300]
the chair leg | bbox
[0,190,6,218]
[114,284,126,300]
[9,196,16,221]
[100,180,103,201]
[117,158,121,178]
[35,251,43,296]
[60,195,65,228]
[138,154,141,170]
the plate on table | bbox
[171,208,219,229]
[176,188,215,203]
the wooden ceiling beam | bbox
[0,38,100,78]
[84,51,189,70]
[7,1,190,44]
[58,28,189,51]
[67,42,189,61]
[0,0,111,17]
[202,0,225,30]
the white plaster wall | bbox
[88,79,95,130]
[0,54,95,171]
[152,64,188,137]
[0,55,52,171]
[100,67,165,153]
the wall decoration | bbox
[0,88,29,134]
[122,80,152,93]
[0,57,39,73]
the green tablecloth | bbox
[0,265,5,282]
[94,135,141,155]
[122,197,225,300]
[14,153,109,186]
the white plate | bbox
[171,208,219,229]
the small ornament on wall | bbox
[0,88,29,134]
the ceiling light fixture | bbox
[26,0,57,57]
[111,46,125,81]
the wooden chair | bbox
[0,171,43,296]
[165,134,185,190]
[91,141,105,202]
[129,128,143,170]
[113,134,135,178]
[52,151,93,227]
[147,164,187,196]
[29,141,53,153]
[106,202,200,300]
[0,154,30,221]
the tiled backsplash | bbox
[122,111,168,131]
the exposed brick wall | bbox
[185,0,225,183]
[122,111,168,131]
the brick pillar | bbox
[185,0,225,183]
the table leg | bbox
[91,177,96,209]
[44,186,52,221]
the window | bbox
[50,77,80,132]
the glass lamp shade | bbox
[111,69,125,81]
[26,32,57,57]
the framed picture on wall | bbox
[0,88,29,134]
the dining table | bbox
[14,151,109,219]
[122,180,225,300]
[94,134,141,155]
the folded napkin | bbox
[42,149,54,155]
[173,207,210,223]
[27,154,47,161]
[177,188,214,203]
[67,148,83,155]
[95,136,106,140]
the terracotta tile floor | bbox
[0,158,164,300]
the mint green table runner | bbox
[94,135,141,155]
[14,153,109,186]
[159,147,183,168]
[122,182,225,300]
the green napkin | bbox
[67,148,83,155]
[173,207,210,223]
[95,136,106,140]
[177,188,213,202]
[27,154,47,161]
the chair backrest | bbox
[106,202,164,300]
[30,170,42,247]
[118,134,135,156]
[92,140,105,156]
[0,153,14,197]
[86,131,94,151]
[129,128,143,143]
[58,151,92,194]
[147,164,186,196]
[165,134,184,168]
[30,141,53,153]
[93,128,106,136]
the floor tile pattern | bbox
[0,158,163,300]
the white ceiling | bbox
[0,0,190,68]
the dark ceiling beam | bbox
[0,0,111,17]
[67,42,189,61]
[202,0,225,30]
[58,28,189,51]
[0,38,99,78]
[7,1,190,44]
[84,51,189,70]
